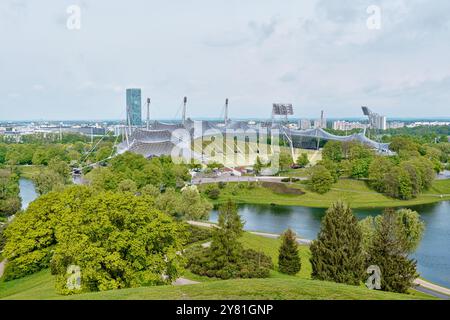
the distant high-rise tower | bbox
[126,89,142,126]
[361,106,387,130]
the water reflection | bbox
[19,178,38,210]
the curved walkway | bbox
[191,176,299,185]
[0,260,6,279]
[414,279,450,299]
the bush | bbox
[230,184,241,196]
[204,184,221,200]
[140,184,160,197]
[296,153,310,168]
[218,181,227,189]
[0,197,21,217]
[187,200,272,279]
[185,224,213,245]
[117,179,138,193]
[187,246,272,279]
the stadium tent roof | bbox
[117,121,391,161]
[283,127,390,151]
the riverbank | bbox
[204,178,450,209]
[15,165,41,180]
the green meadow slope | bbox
[0,233,433,300]
[206,179,450,209]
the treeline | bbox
[381,126,449,144]
[86,152,211,220]
[308,137,448,199]
[0,133,116,167]
[325,125,448,144]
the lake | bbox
[210,201,450,289]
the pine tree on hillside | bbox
[368,209,418,293]
[209,200,244,269]
[278,229,302,275]
[310,201,365,285]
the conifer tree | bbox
[368,209,418,293]
[310,201,365,285]
[278,229,302,275]
[209,200,244,268]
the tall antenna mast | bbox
[146,98,151,130]
[225,98,229,126]
[182,96,187,125]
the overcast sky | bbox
[1,0,449,121]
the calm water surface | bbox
[19,178,38,210]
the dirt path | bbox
[172,278,200,286]
[0,260,6,279]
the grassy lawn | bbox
[207,179,450,209]
[0,232,433,300]
[1,272,431,300]
[239,233,312,280]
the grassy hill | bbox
[0,233,433,300]
[206,179,450,209]
[0,269,432,300]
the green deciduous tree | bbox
[323,141,343,162]
[296,153,309,168]
[140,184,160,197]
[309,165,334,194]
[3,187,95,280]
[3,186,186,294]
[117,179,138,193]
[279,152,293,171]
[178,187,213,220]
[367,209,418,293]
[51,191,185,293]
[32,169,65,195]
[368,157,395,192]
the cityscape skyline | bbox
[1,0,450,121]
